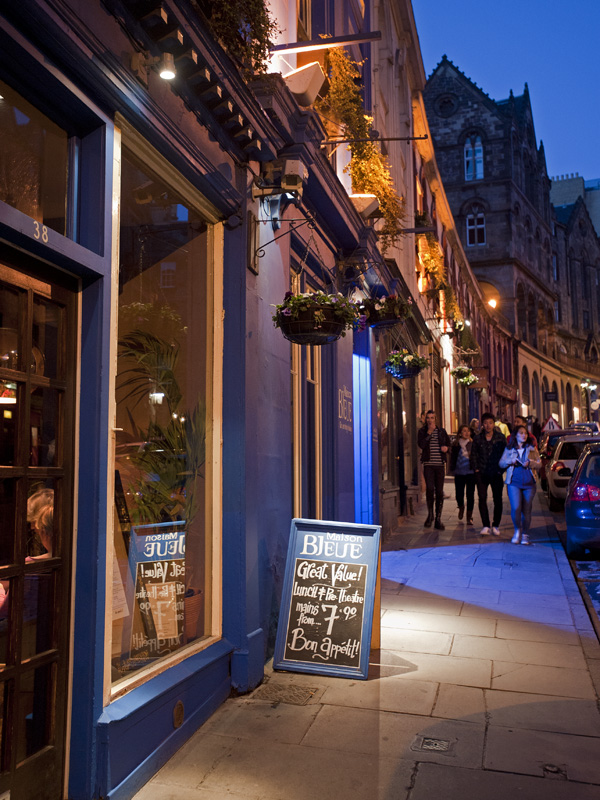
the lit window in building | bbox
[464,135,483,181]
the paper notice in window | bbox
[146,581,179,640]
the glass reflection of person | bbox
[0,488,54,617]
[27,488,54,559]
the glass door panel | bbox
[0,263,76,800]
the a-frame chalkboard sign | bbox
[274,518,381,680]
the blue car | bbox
[564,442,600,558]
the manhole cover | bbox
[252,683,318,705]
[411,736,455,754]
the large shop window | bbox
[0,79,68,235]
[111,148,213,683]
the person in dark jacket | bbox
[417,410,451,529]
[450,425,475,524]
[471,412,507,536]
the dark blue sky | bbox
[412,0,600,181]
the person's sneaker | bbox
[491,526,501,536]
[521,534,531,545]
[480,527,490,535]
[458,506,465,520]
[511,529,521,544]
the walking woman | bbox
[418,409,450,529]
[499,425,541,544]
[450,425,476,524]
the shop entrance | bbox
[0,261,77,799]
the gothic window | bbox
[464,135,483,181]
[552,254,558,281]
[466,206,486,246]
[554,300,560,323]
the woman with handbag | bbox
[499,425,541,545]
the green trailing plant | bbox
[272,291,362,336]
[197,0,278,75]
[443,285,464,328]
[451,365,477,386]
[418,232,446,289]
[117,329,205,525]
[316,47,405,253]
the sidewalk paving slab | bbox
[133,485,600,800]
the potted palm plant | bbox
[272,291,363,345]
[384,348,429,379]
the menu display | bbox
[274,518,381,680]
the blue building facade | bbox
[0,2,404,798]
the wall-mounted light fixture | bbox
[131,51,177,83]
[487,298,497,309]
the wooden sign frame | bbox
[274,518,381,680]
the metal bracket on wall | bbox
[250,215,315,274]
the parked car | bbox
[539,429,581,491]
[564,442,600,557]
[546,433,600,510]
[568,421,600,434]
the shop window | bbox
[0,79,68,235]
[111,146,215,684]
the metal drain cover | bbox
[252,683,319,705]
[411,735,456,754]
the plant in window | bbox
[198,0,279,76]
[316,47,405,253]
[451,365,477,386]
[117,330,205,525]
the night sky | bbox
[412,0,600,182]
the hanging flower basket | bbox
[273,292,362,346]
[359,295,413,329]
[451,365,477,386]
[384,349,429,379]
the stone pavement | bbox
[133,484,600,800]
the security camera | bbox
[281,159,308,191]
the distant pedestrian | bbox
[532,417,542,442]
[450,425,475,524]
[471,412,507,536]
[514,414,538,448]
[495,418,510,438]
[418,410,450,530]
[499,425,541,545]
[469,417,481,438]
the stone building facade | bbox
[423,56,600,425]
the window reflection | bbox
[111,149,209,682]
[0,80,68,235]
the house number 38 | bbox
[33,221,49,242]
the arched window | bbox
[464,135,484,181]
[466,205,486,246]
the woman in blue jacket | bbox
[499,425,541,544]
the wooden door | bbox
[0,261,77,799]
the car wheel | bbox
[548,491,562,511]
[566,532,585,559]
